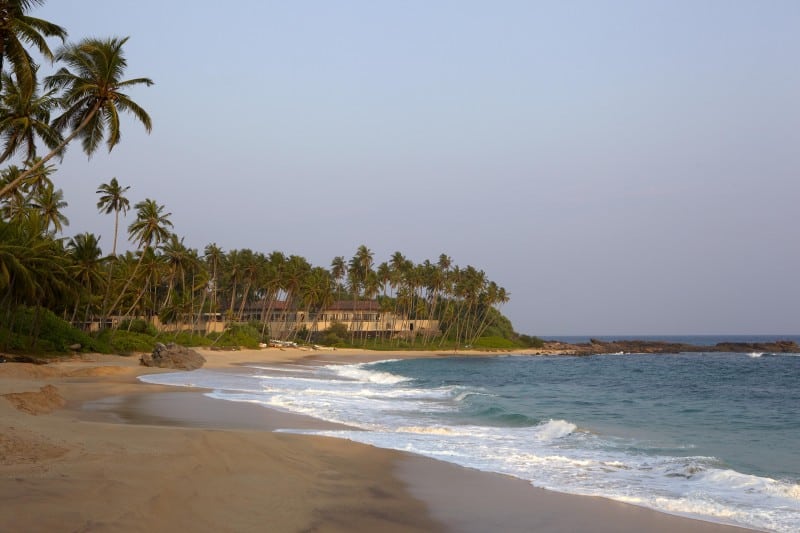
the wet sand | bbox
[0,347,753,532]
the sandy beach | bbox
[0,347,753,532]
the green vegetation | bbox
[0,306,100,354]
[0,1,542,357]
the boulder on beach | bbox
[140,343,205,370]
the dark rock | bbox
[140,342,205,370]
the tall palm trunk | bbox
[0,101,102,198]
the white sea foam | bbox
[748,352,764,358]
[246,365,315,373]
[532,419,577,441]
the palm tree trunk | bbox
[237,280,252,321]
[105,244,148,320]
[0,101,102,198]
[112,208,120,256]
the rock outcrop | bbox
[140,343,205,370]
[541,339,800,356]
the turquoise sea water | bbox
[142,344,800,532]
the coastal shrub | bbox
[0,306,101,353]
[473,336,519,350]
[162,331,215,347]
[210,323,262,349]
[517,334,545,348]
[318,321,349,346]
[118,318,158,336]
[94,329,155,355]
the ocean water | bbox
[140,349,800,532]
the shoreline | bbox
[0,347,754,532]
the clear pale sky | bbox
[31,1,800,336]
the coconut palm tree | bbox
[0,0,67,93]
[301,266,334,341]
[203,242,223,321]
[66,231,103,323]
[160,233,190,309]
[0,212,71,319]
[257,251,285,337]
[0,71,61,162]
[128,199,172,258]
[0,164,24,219]
[95,177,130,256]
[28,181,66,234]
[105,198,171,319]
[0,158,53,220]
[281,255,310,339]
[235,249,259,320]
[0,36,153,198]
[347,245,373,341]
[222,248,243,322]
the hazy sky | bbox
[29,1,800,336]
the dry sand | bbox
[0,347,752,532]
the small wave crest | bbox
[532,419,577,441]
[327,364,411,385]
[451,389,493,403]
[698,469,800,502]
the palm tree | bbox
[330,255,346,299]
[160,233,190,309]
[281,255,310,339]
[28,181,67,234]
[0,163,24,219]
[0,36,153,198]
[96,177,130,256]
[66,231,103,323]
[0,158,53,220]
[0,0,67,93]
[0,213,72,338]
[235,249,260,320]
[222,248,243,322]
[203,243,223,322]
[301,266,334,341]
[128,199,172,257]
[347,245,373,341]
[0,71,61,162]
[105,198,171,319]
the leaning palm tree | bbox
[0,0,67,93]
[105,198,171,319]
[0,158,54,218]
[95,177,130,256]
[0,36,153,198]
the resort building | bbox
[220,299,439,339]
[84,300,439,339]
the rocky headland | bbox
[540,339,800,356]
